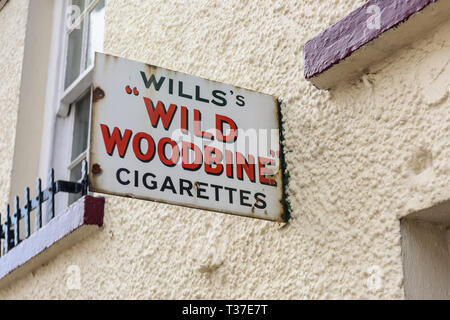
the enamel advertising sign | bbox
[89,53,289,222]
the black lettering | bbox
[254,192,266,209]
[224,187,237,204]
[212,90,227,107]
[210,184,223,201]
[180,179,193,197]
[169,78,174,95]
[160,176,177,194]
[134,170,139,187]
[178,81,193,99]
[140,72,165,90]
[240,190,252,207]
[195,85,209,103]
[196,182,209,200]
[143,173,157,190]
[236,95,245,107]
[116,168,130,185]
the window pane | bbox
[69,161,83,205]
[64,25,84,89]
[85,0,105,69]
[71,92,91,161]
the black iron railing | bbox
[0,160,88,257]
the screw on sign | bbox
[91,163,102,175]
[89,53,290,222]
[92,87,105,103]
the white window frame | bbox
[58,0,103,117]
[40,0,105,216]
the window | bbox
[52,0,105,207]
[68,91,91,204]
[63,0,105,90]
[401,201,450,299]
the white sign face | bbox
[89,53,288,222]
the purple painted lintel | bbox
[304,0,438,85]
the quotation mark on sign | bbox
[125,85,139,96]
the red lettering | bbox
[194,109,213,140]
[258,156,277,186]
[236,152,256,182]
[158,137,179,167]
[100,124,132,158]
[132,132,155,162]
[143,97,177,130]
[225,149,234,178]
[204,146,223,175]
[182,141,203,171]
[216,114,238,143]
[180,106,188,134]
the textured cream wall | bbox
[0,0,29,206]
[1,0,450,299]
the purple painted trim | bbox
[0,196,104,288]
[84,195,105,226]
[304,0,436,79]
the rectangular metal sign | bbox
[89,53,289,222]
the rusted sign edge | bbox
[97,52,277,97]
[277,99,292,223]
[89,184,286,223]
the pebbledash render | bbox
[0,0,449,299]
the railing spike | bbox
[36,178,42,230]
[24,187,31,238]
[48,168,55,221]
[13,196,20,247]
[0,165,88,257]
[4,204,10,254]
[81,159,88,196]
[0,211,2,257]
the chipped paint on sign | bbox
[89,53,288,222]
